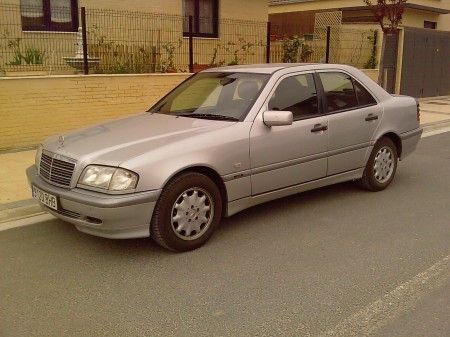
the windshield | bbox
[149,72,269,121]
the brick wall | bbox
[0,74,189,151]
[0,69,379,152]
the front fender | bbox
[121,122,252,193]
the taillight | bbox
[416,101,420,122]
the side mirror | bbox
[263,110,293,127]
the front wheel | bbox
[359,137,398,191]
[150,172,222,252]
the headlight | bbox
[79,165,138,192]
[35,144,43,167]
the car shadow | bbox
[79,180,366,255]
[217,180,363,234]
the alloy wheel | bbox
[170,187,214,241]
[373,146,395,184]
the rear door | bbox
[317,71,381,176]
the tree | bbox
[363,0,407,34]
[363,0,407,90]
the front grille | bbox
[39,153,75,187]
[45,206,103,224]
[47,206,81,219]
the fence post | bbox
[325,25,331,64]
[266,21,271,63]
[188,15,194,73]
[80,7,89,75]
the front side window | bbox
[183,0,218,38]
[21,0,78,32]
[150,72,269,121]
[319,72,358,113]
[268,73,319,120]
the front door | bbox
[250,72,328,195]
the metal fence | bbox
[0,3,79,75]
[0,3,268,76]
[269,23,379,69]
[0,2,379,77]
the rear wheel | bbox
[360,137,398,191]
[150,172,222,252]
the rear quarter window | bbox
[353,80,377,106]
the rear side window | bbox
[268,73,319,120]
[319,72,358,112]
[353,80,377,106]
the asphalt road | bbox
[1,132,449,337]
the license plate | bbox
[32,185,58,210]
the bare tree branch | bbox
[363,0,407,33]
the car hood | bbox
[43,113,234,166]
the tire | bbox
[150,172,222,252]
[360,137,398,191]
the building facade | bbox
[269,0,450,32]
[0,0,269,75]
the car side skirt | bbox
[225,168,364,217]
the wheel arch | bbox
[377,132,402,158]
[162,165,228,216]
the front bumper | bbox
[26,165,161,239]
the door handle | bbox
[311,123,328,133]
[365,113,379,121]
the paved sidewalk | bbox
[419,96,450,125]
[1,96,449,221]
[0,150,35,204]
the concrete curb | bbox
[419,96,450,102]
[0,199,44,224]
[422,119,450,131]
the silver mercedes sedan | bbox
[27,64,422,251]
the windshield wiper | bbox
[177,113,239,121]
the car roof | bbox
[204,63,392,103]
[203,63,362,74]
[202,63,392,101]
[202,63,316,74]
